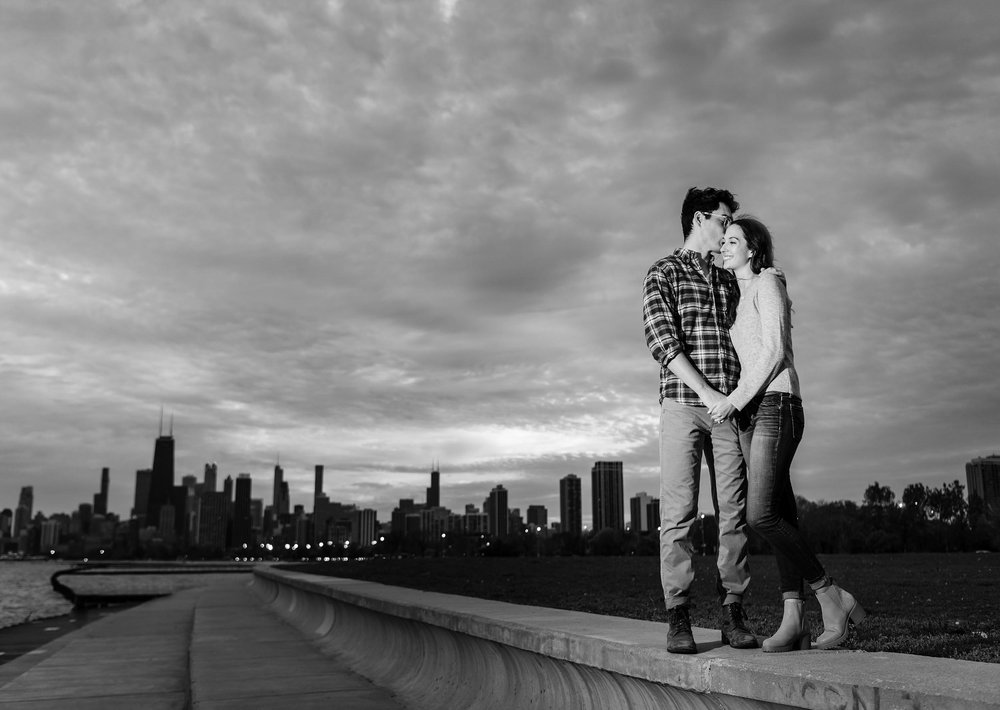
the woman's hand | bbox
[707,399,737,424]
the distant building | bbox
[461,505,489,535]
[591,461,624,531]
[391,498,419,535]
[354,508,378,547]
[629,492,659,533]
[487,485,509,537]
[203,463,218,493]
[526,505,547,530]
[94,467,109,516]
[272,464,289,516]
[77,503,93,536]
[14,486,33,538]
[146,415,176,531]
[133,469,152,520]
[967,455,1000,512]
[313,465,324,517]
[427,467,440,508]
[250,499,264,538]
[40,519,60,550]
[232,474,254,549]
[559,474,582,536]
[421,506,449,542]
[197,491,229,550]
[314,490,358,546]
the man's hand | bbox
[707,397,737,423]
[700,389,728,412]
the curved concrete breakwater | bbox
[253,566,999,710]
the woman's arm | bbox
[726,273,791,410]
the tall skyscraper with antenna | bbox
[147,410,175,530]
[426,463,440,508]
[94,467,109,516]
[272,460,289,516]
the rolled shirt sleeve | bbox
[643,263,684,368]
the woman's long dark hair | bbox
[731,216,774,274]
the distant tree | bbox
[862,481,901,538]
[863,481,896,508]
[902,482,929,517]
[926,480,968,525]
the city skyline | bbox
[0,438,643,529]
[2,3,998,528]
[4,436,992,529]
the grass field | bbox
[282,551,999,663]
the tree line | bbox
[556,479,999,558]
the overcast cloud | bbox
[2,0,998,526]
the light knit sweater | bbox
[726,271,801,411]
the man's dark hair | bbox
[731,215,774,274]
[680,187,739,239]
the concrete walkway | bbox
[0,576,406,710]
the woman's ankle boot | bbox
[813,579,866,650]
[762,599,810,653]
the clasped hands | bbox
[702,389,736,424]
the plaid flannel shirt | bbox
[643,248,740,405]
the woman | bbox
[708,216,865,652]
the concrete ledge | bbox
[253,566,1000,710]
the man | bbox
[642,186,757,654]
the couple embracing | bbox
[642,187,865,655]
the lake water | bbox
[0,560,255,629]
[0,561,72,628]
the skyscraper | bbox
[133,469,152,520]
[967,455,1000,511]
[314,465,324,516]
[559,474,582,536]
[147,416,175,530]
[233,474,253,549]
[591,461,625,532]
[273,463,285,515]
[487,485,509,538]
[204,463,218,493]
[278,481,290,516]
[427,466,440,508]
[14,486,33,537]
[94,467,109,516]
[197,491,228,551]
[353,508,377,547]
[630,491,658,533]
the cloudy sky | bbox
[2,0,998,528]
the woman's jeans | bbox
[739,392,825,597]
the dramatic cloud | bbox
[1,0,997,526]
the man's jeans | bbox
[739,392,825,597]
[659,398,750,610]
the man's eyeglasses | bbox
[701,212,732,230]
